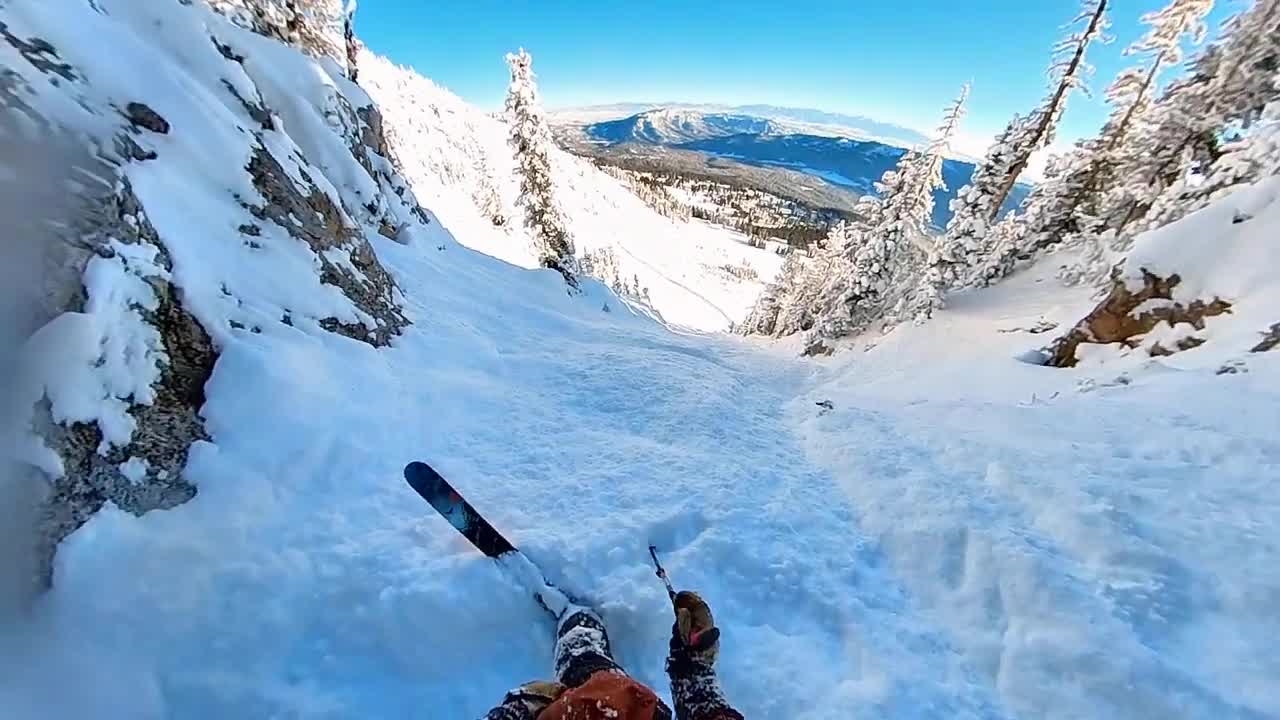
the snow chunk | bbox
[118,457,150,485]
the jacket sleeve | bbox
[665,642,745,720]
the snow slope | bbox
[794,258,1280,719]
[357,53,782,332]
[4,2,1279,720]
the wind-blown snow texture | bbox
[4,2,1280,720]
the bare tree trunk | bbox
[989,0,1110,221]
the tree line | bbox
[741,0,1280,343]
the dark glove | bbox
[669,590,722,669]
[665,592,743,720]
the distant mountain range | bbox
[571,108,1026,228]
[589,109,775,145]
[551,102,929,149]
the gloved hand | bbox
[503,680,567,716]
[669,590,722,667]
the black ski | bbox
[403,461,572,617]
[404,460,517,557]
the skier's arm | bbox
[482,681,565,720]
[665,591,745,720]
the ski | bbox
[403,461,572,617]
[404,460,517,557]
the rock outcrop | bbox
[36,180,215,588]
[1047,270,1232,368]
[3,2,428,589]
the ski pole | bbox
[648,545,677,604]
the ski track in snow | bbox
[609,237,735,327]
[792,267,1280,720]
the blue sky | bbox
[356,1,1238,152]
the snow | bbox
[118,457,149,485]
[792,259,1280,719]
[12,235,171,469]
[3,2,1279,720]
[357,52,782,331]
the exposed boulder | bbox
[124,102,170,134]
[1047,270,1232,368]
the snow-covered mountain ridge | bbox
[588,109,780,144]
[573,108,1029,227]
[552,102,930,148]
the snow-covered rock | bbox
[2,0,421,584]
[1048,175,1280,370]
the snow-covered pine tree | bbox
[937,118,1028,283]
[986,0,1112,211]
[939,0,1110,287]
[1143,70,1280,228]
[472,154,506,227]
[846,166,915,318]
[504,49,577,283]
[797,199,882,339]
[1122,0,1280,236]
[740,216,872,339]
[844,85,968,328]
[1061,0,1216,287]
[1014,141,1095,256]
[739,253,804,336]
[773,253,832,337]
[1215,74,1280,175]
[1212,0,1280,123]
[1101,45,1225,236]
[966,214,1031,287]
[908,85,973,321]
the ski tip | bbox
[403,461,440,494]
[405,460,441,483]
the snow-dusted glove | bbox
[666,591,743,720]
[672,591,722,666]
[485,680,567,720]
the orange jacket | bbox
[539,672,669,720]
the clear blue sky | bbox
[356,1,1239,150]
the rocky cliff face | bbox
[1,0,431,589]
